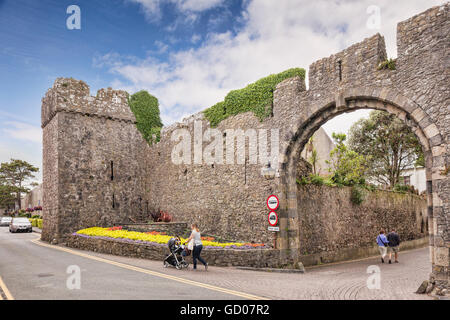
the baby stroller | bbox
[163,237,189,270]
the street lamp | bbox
[261,161,276,180]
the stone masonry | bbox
[41,4,449,289]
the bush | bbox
[310,174,325,186]
[351,185,366,205]
[203,68,305,127]
[28,218,43,228]
[377,58,396,70]
[393,184,418,194]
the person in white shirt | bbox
[185,223,208,270]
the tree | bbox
[0,184,16,211]
[348,110,424,188]
[0,159,39,210]
[305,137,319,175]
[326,133,367,186]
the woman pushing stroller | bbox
[183,223,208,271]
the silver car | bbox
[0,216,12,227]
[9,217,32,233]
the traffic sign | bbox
[266,195,279,211]
[268,226,280,232]
[268,211,278,226]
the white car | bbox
[0,216,12,226]
[9,217,32,233]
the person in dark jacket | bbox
[387,229,400,264]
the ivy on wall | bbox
[203,68,306,127]
[128,90,163,144]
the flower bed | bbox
[74,227,269,250]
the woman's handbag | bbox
[187,239,194,251]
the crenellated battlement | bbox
[308,33,387,92]
[41,77,135,128]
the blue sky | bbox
[0,0,445,183]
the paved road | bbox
[0,227,432,300]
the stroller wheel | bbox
[175,264,182,270]
[163,261,169,268]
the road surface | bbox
[0,227,432,300]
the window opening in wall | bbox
[338,60,342,81]
[110,161,114,181]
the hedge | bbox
[203,68,305,127]
[29,218,43,229]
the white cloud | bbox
[129,0,162,22]
[2,121,42,144]
[130,0,225,21]
[107,0,445,126]
[173,0,225,12]
[0,120,43,183]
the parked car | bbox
[0,217,12,227]
[9,217,32,233]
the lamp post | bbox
[261,161,276,180]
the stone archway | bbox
[278,88,448,290]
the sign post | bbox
[266,195,280,248]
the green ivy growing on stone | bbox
[128,90,163,145]
[203,68,305,127]
[377,58,396,70]
[350,185,367,205]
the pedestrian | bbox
[185,223,208,271]
[376,229,389,263]
[387,229,400,264]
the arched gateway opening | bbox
[277,91,447,290]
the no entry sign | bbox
[266,195,279,211]
[268,211,278,226]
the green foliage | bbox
[393,184,418,195]
[29,218,43,229]
[377,58,396,70]
[128,90,163,144]
[296,174,337,187]
[348,110,424,188]
[351,185,367,205]
[0,184,16,209]
[0,159,39,210]
[326,133,367,186]
[203,68,305,127]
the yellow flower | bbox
[75,227,250,248]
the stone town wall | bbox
[41,78,151,242]
[297,185,428,256]
[66,234,288,268]
[42,3,449,288]
[145,111,293,245]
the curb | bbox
[235,266,305,274]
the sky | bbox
[0,0,445,184]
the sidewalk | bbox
[32,227,42,234]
